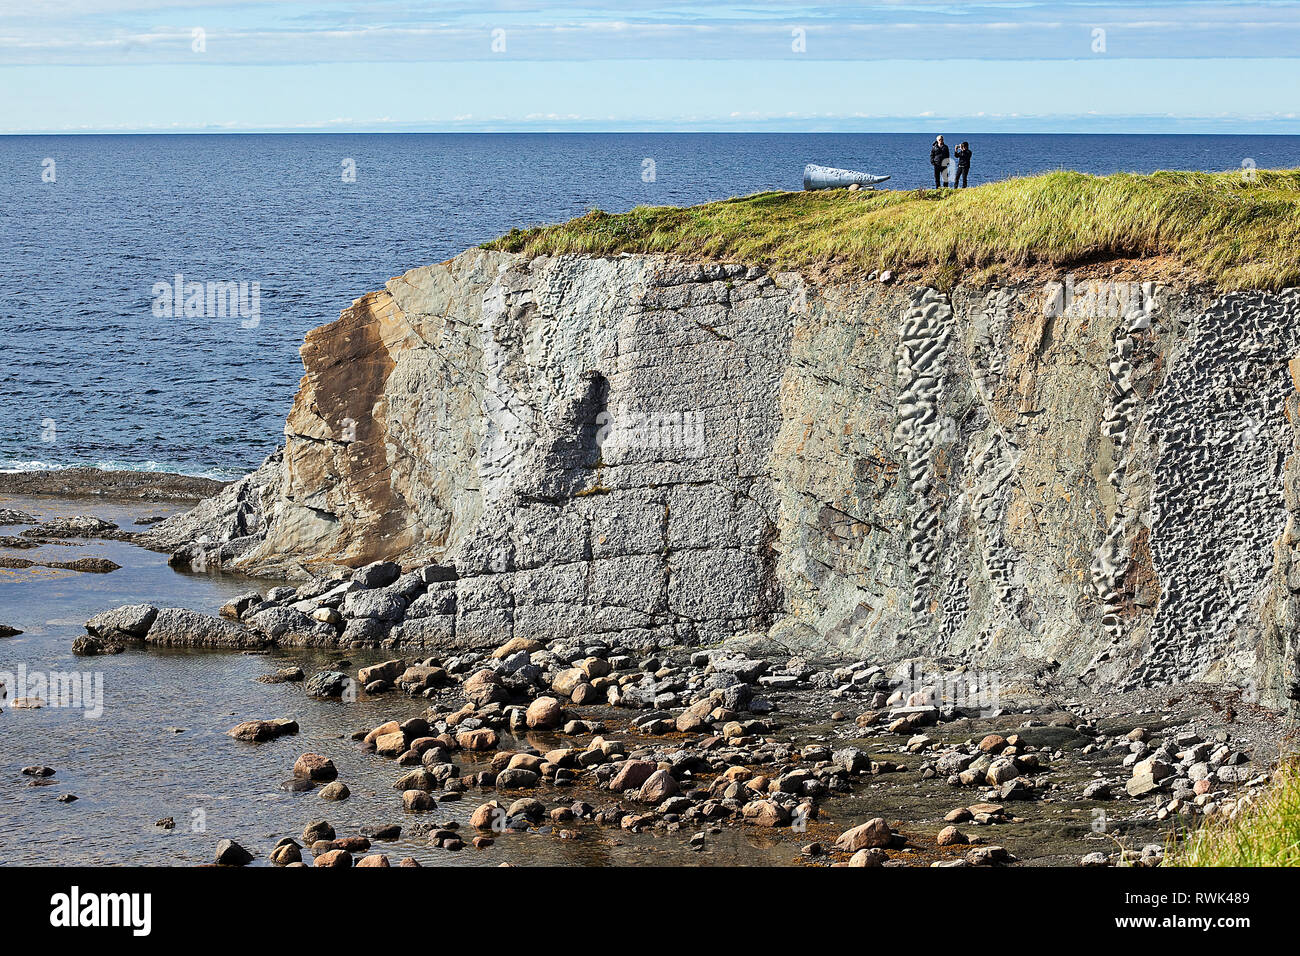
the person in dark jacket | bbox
[953,141,972,188]
[930,135,950,188]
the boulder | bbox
[457,728,499,751]
[638,769,679,803]
[358,660,405,685]
[71,635,124,656]
[227,719,299,742]
[834,818,892,852]
[462,669,507,707]
[495,769,540,790]
[342,589,407,621]
[293,754,338,781]
[741,800,790,827]
[305,670,353,698]
[214,839,253,866]
[609,759,657,792]
[143,607,265,648]
[350,561,401,588]
[319,781,350,801]
[302,820,335,844]
[84,604,157,640]
[314,849,353,867]
[525,696,563,729]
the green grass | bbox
[484,168,1300,290]
[1165,761,1300,867]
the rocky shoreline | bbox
[0,468,229,502]
[75,560,1286,868]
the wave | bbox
[0,459,250,481]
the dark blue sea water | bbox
[2,132,1297,478]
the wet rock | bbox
[314,849,353,867]
[472,801,504,829]
[319,781,350,801]
[302,821,335,844]
[293,754,338,781]
[393,769,435,792]
[402,790,434,811]
[270,842,302,865]
[214,839,254,866]
[305,670,352,698]
[609,759,657,792]
[23,515,117,538]
[227,718,299,742]
[21,766,55,777]
[0,624,23,638]
[71,635,124,656]
[496,769,541,790]
[358,660,405,685]
[43,557,121,573]
[145,607,265,649]
[356,854,390,867]
[457,728,498,751]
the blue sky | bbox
[3,1,1299,133]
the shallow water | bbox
[0,493,814,866]
[2,492,1175,867]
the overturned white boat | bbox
[802,164,891,191]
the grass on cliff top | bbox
[484,168,1300,289]
[1164,761,1300,867]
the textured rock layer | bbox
[145,250,1300,706]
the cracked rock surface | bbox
[139,250,1300,707]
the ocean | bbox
[2,132,1297,478]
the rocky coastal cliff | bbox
[142,247,1300,710]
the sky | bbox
[2,1,1299,133]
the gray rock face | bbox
[83,604,268,649]
[144,608,266,649]
[342,588,407,621]
[143,248,1300,706]
[86,604,158,640]
[243,606,338,646]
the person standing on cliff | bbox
[930,135,950,188]
[953,141,972,188]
